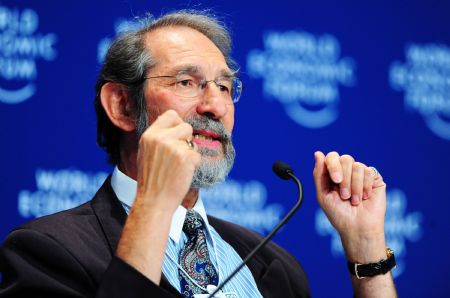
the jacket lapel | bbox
[90,176,127,255]
[90,177,182,296]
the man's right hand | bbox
[136,109,201,213]
[116,109,201,285]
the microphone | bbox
[207,161,304,298]
[272,160,294,180]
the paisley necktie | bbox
[179,209,219,297]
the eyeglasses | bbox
[144,72,243,104]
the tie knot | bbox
[183,210,205,235]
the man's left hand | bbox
[313,151,387,263]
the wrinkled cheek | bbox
[146,88,179,113]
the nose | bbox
[195,81,228,119]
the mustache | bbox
[184,115,231,142]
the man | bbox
[0,10,396,297]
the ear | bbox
[100,82,136,132]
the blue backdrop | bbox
[1,0,449,296]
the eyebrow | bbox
[219,68,236,78]
[174,65,201,75]
[173,64,236,77]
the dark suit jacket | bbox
[0,178,310,297]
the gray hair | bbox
[94,10,237,164]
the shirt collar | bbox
[111,166,210,244]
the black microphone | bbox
[272,160,294,180]
[207,161,304,298]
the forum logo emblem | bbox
[0,6,58,104]
[18,168,108,218]
[390,43,450,141]
[202,179,284,234]
[247,30,356,128]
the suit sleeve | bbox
[0,229,177,298]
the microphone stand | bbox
[207,171,303,298]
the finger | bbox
[162,122,194,140]
[313,151,328,202]
[175,139,200,160]
[185,138,199,152]
[151,109,183,129]
[160,138,200,167]
[313,151,326,182]
[325,151,343,183]
[363,167,375,199]
[351,162,365,205]
[339,154,354,200]
[373,169,385,188]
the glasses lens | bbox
[174,74,199,98]
[169,73,242,103]
[232,78,242,103]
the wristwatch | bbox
[347,248,396,279]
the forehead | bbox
[144,26,230,75]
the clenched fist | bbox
[136,109,201,213]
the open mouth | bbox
[192,129,222,149]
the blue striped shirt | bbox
[111,167,263,297]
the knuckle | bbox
[157,135,167,145]
[156,112,167,122]
[139,131,156,146]
[141,127,152,138]
[174,147,186,161]
[152,138,170,148]
[181,122,193,134]
[326,151,339,158]
[153,135,166,146]
[340,154,354,163]
[353,162,364,171]
[162,109,182,123]
[165,109,178,117]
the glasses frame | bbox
[144,74,243,103]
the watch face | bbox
[386,248,394,258]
